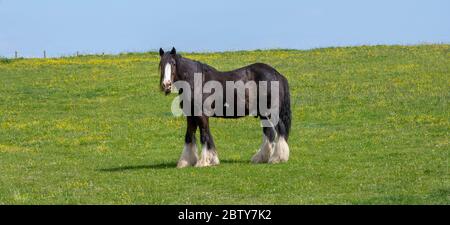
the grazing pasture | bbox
[0,45,448,204]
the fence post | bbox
[76,51,79,57]
[15,51,18,59]
[43,50,46,58]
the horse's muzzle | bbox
[162,83,172,95]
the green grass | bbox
[0,45,448,204]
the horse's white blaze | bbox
[268,136,289,163]
[251,135,274,163]
[195,145,219,167]
[163,63,172,85]
[177,143,198,168]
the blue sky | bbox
[0,0,449,57]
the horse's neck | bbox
[178,57,200,72]
[178,57,217,74]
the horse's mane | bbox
[199,61,218,74]
[178,56,218,73]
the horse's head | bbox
[159,47,178,95]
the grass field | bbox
[0,45,448,204]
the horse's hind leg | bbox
[177,116,199,168]
[252,127,275,163]
[268,122,290,163]
[195,116,220,167]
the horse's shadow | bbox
[98,162,176,172]
[98,159,249,172]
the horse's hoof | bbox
[194,162,208,167]
[268,158,283,164]
[177,160,196,168]
[195,157,220,167]
[268,155,288,164]
[251,151,270,163]
[177,161,189,168]
[195,161,219,167]
[251,155,265,164]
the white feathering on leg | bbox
[268,136,289,163]
[177,143,198,168]
[251,135,273,163]
[195,145,219,167]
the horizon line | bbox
[1,42,449,59]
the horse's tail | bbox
[277,76,291,142]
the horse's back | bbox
[245,63,287,82]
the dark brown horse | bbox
[159,47,291,168]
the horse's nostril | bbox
[162,82,172,93]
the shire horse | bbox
[159,47,291,168]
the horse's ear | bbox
[170,47,176,55]
[159,48,164,57]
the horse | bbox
[158,47,291,168]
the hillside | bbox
[0,44,448,204]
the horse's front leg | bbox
[195,116,220,167]
[177,116,199,168]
